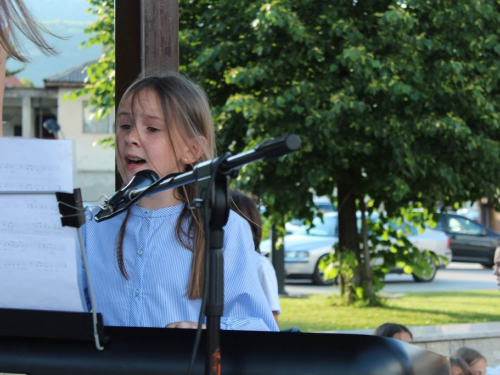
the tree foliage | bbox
[70,0,115,119]
[181,0,500,210]
[6,56,24,77]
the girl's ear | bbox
[182,136,208,164]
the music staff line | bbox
[0,162,60,173]
[0,259,67,271]
[0,220,66,235]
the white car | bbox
[260,212,452,285]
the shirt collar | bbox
[129,203,184,218]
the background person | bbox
[230,189,281,326]
[454,347,487,375]
[493,246,500,291]
[450,357,473,375]
[374,322,413,344]
[0,0,58,135]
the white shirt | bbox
[256,252,281,314]
[487,366,500,375]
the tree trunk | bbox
[270,223,287,295]
[360,198,374,301]
[337,179,362,303]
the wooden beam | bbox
[141,0,179,76]
[115,0,141,109]
[115,0,179,108]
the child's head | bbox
[230,190,262,253]
[450,357,472,375]
[374,323,413,344]
[116,73,215,185]
[454,347,487,375]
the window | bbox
[389,221,418,236]
[446,216,483,235]
[433,219,444,231]
[296,215,338,237]
[83,102,114,134]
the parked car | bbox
[260,212,452,285]
[285,197,336,234]
[434,213,500,267]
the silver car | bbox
[260,212,452,285]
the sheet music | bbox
[0,137,73,192]
[0,138,85,312]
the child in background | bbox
[82,73,278,331]
[230,190,281,326]
[454,347,487,375]
[450,357,473,375]
[374,322,413,344]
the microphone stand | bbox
[94,135,301,375]
[194,153,232,375]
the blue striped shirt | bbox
[82,203,278,331]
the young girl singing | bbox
[82,73,278,331]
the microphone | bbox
[95,135,302,222]
[100,169,159,215]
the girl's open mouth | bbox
[126,156,146,167]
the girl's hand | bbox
[165,321,206,329]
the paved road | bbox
[282,262,498,296]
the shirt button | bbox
[133,289,139,296]
[138,249,144,255]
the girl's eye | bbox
[147,127,160,133]
[119,124,132,130]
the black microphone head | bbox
[95,170,159,222]
[125,169,160,191]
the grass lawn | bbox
[278,290,500,332]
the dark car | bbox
[434,213,500,267]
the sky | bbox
[6,0,102,87]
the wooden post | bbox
[141,0,179,76]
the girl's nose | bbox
[125,127,140,146]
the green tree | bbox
[6,56,24,77]
[19,78,35,87]
[70,0,115,119]
[179,0,500,303]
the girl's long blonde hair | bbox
[115,73,215,300]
